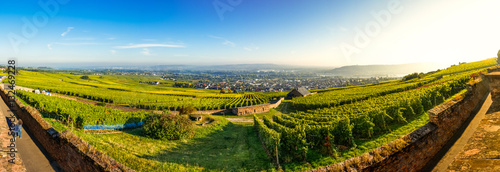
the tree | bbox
[80,75,89,79]
[497,49,500,65]
[403,72,424,81]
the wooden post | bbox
[275,141,280,169]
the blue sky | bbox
[1,0,500,67]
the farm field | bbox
[11,58,497,171]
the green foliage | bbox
[13,58,496,170]
[173,82,194,88]
[75,116,84,129]
[254,115,281,167]
[402,72,424,81]
[333,117,356,147]
[17,90,148,125]
[143,114,194,140]
[13,70,274,111]
[354,115,375,138]
[80,75,89,79]
[178,104,197,115]
[263,116,308,162]
[291,77,434,110]
[429,58,496,77]
[257,69,478,166]
[497,50,500,65]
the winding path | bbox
[226,118,256,123]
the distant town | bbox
[148,71,400,92]
[18,66,415,93]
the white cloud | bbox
[63,37,95,41]
[208,35,236,47]
[244,45,259,51]
[52,42,101,46]
[61,27,74,37]
[107,37,116,40]
[47,44,52,50]
[110,50,117,55]
[142,48,152,55]
[142,39,156,41]
[114,44,184,49]
[339,27,348,32]
[223,40,236,47]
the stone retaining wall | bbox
[309,76,489,172]
[232,98,284,116]
[0,87,134,172]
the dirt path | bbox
[226,118,255,123]
[430,93,492,172]
[1,85,61,172]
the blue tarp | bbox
[84,121,143,130]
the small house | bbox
[286,87,311,99]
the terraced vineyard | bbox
[254,58,496,170]
[17,90,148,125]
[292,58,496,110]
[9,58,496,171]
[136,93,270,110]
[9,70,274,111]
[291,78,435,110]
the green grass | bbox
[56,116,275,172]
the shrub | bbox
[75,116,84,129]
[143,114,194,140]
[80,75,89,79]
[179,104,197,115]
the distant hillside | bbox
[327,63,448,77]
[149,64,329,72]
